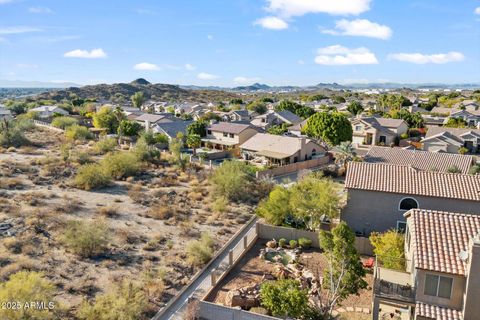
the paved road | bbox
[152,217,258,320]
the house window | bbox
[399,197,419,211]
[223,133,228,137]
[229,133,234,138]
[355,125,362,131]
[207,130,212,135]
[424,274,453,299]
[379,135,387,144]
[396,221,407,233]
[312,149,316,156]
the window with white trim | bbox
[399,197,418,211]
[424,274,453,299]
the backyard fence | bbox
[255,155,331,179]
[199,301,278,320]
[33,120,64,132]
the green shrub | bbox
[469,164,480,175]
[0,120,30,148]
[75,163,111,190]
[101,152,140,179]
[63,220,110,258]
[73,151,91,165]
[94,138,117,154]
[458,147,469,155]
[77,280,147,320]
[0,271,57,320]
[51,116,78,129]
[260,279,309,319]
[210,160,255,202]
[399,133,409,140]
[65,125,93,141]
[186,232,214,266]
[370,230,405,270]
[278,238,287,248]
[289,240,298,248]
[298,237,312,249]
[212,196,228,213]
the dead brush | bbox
[0,257,43,281]
[53,196,83,214]
[0,177,25,190]
[188,192,203,202]
[147,206,174,220]
[96,205,119,218]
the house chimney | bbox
[145,120,151,132]
[463,234,480,320]
[300,136,306,160]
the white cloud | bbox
[265,0,371,17]
[185,63,196,71]
[133,62,160,71]
[0,26,42,34]
[388,52,465,64]
[197,72,219,80]
[314,45,378,65]
[475,7,480,15]
[254,16,288,30]
[322,19,392,40]
[207,34,214,40]
[63,48,107,59]
[29,6,53,14]
[233,76,261,84]
[0,0,14,4]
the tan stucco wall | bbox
[423,140,459,153]
[341,189,480,234]
[415,269,465,310]
[463,241,480,320]
[206,128,257,146]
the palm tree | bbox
[335,141,357,172]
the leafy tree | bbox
[0,119,30,147]
[210,161,255,202]
[261,97,274,103]
[458,147,469,155]
[335,141,357,171]
[319,222,367,316]
[0,271,58,320]
[260,279,309,319]
[303,111,352,147]
[118,120,142,137]
[370,230,405,270]
[247,100,268,114]
[169,132,184,164]
[5,101,27,114]
[186,134,201,156]
[445,117,467,128]
[266,123,288,135]
[187,120,207,137]
[77,280,147,320]
[277,99,315,119]
[387,109,424,128]
[229,98,243,105]
[51,116,78,129]
[131,91,145,109]
[376,94,411,110]
[346,101,364,116]
[256,186,291,225]
[93,106,119,133]
[331,96,346,104]
[101,151,141,179]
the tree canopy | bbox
[260,279,309,319]
[370,230,405,270]
[93,106,119,133]
[131,91,145,109]
[118,120,142,137]
[187,120,207,137]
[276,100,315,119]
[346,101,364,116]
[303,111,352,146]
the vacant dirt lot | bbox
[0,127,255,319]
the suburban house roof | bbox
[415,302,463,320]
[155,120,193,138]
[275,110,302,125]
[374,117,407,128]
[345,162,480,201]
[365,146,473,174]
[30,105,67,113]
[240,133,322,159]
[430,107,456,115]
[0,107,12,115]
[135,113,170,123]
[351,117,404,136]
[288,118,308,132]
[208,122,255,134]
[406,209,480,276]
[425,126,480,139]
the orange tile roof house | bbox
[342,162,480,234]
[372,209,480,320]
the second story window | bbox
[229,133,234,138]
[223,133,228,137]
[424,274,453,299]
[355,125,362,131]
[207,130,212,135]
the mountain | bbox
[233,83,271,91]
[0,80,81,88]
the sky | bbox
[0,0,479,87]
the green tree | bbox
[346,101,364,116]
[51,116,78,129]
[229,98,244,105]
[169,132,184,164]
[210,161,255,202]
[186,134,201,156]
[335,141,357,171]
[247,100,268,114]
[77,281,147,320]
[131,91,145,109]
[118,120,142,137]
[187,120,207,137]
[319,222,367,317]
[387,109,424,128]
[93,106,119,133]
[331,95,346,104]
[266,123,288,135]
[303,111,352,147]
[260,279,309,319]
[445,117,467,128]
[370,230,405,270]
[277,100,315,119]
[256,186,291,225]
[0,271,57,320]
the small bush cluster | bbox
[93,138,117,154]
[65,125,93,141]
[298,237,312,249]
[75,164,111,190]
[62,220,110,258]
[51,116,78,129]
[101,152,140,179]
[186,232,214,267]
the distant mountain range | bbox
[0,80,81,88]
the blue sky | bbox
[0,0,479,86]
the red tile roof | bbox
[406,209,480,275]
[346,162,480,201]
[416,302,463,320]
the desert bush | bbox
[298,237,312,249]
[96,206,119,218]
[51,116,78,129]
[62,220,110,258]
[212,196,228,213]
[289,240,298,248]
[147,206,173,220]
[278,238,287,248]
[0,120,30,148]
[250,307,269,315]
[65,125,93,141]
[75,164,111,190]
[260,279,309,319]
[0,271,57,320]
[189,192,203,201]
[0,178,25,190]
[101,152,140,179]
[186,232,214,267]
[141,263,166,300]
[210,160,255,202]
[72,151,91,165]
[3,237,23,254]
[77,280,147,320]
[0,257,43,281]
[94,138,117,154]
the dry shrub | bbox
[0,257,43,281]
[96,206,119,218]
[143,239,161,251]
[3,237,23,254]
[211,196,228,213]
[54,196,83,214]
[147,206,174,220]
[188,192,203,202]
[117,229,145,245]
[186,232,214,267]
[0,178,25,190]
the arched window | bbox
[399,197,419,211]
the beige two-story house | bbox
[373,209,480,320]
[351,117,408,147]
[201,122,258,152]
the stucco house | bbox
[153,120,193,140]
[351,117,408,147]
[201,122,258,151]
[250,110,302,131]
[239,133,325,165]
[30,105,69,118]
[222,110,256,122]
[422,126,480,154]
[365,146,474,174]
[447,110,480,127]
[373,209,480,320]
[135,113,175,128]
[342,162,480,235]
[0,106,12,121]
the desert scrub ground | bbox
[0,126,258,319]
